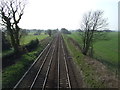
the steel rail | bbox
[61,36,71,89]
[57,34,60,89]
[42,37,57,90]
[13,37,55,89]
[30,37,57,90]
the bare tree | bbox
[80,10,108,55]
[0,0,26,53]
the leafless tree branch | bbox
[80,10,108,55]
[0,0,27,53]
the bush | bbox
[2,52,36,88]
[2,32,11,51]
[2,38,39,68]
[2,50,21,68]
[25,38,39,51]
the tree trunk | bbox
[7,23,21,53]
[82,42,90,55]
[88,45,94,57]
[82,44,87,55]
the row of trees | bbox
[61,28,71,34]
[0,0,108,57]
[45,29,59,37]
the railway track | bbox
[13,33,81,89]
[58,35,71,88]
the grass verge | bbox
[2,37,52,88]
[63,34,105,88]
[67,32,118,72]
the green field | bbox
[20,34,48,45]
[93,32,118,67]
[2,34,48,57]
[66,32,118,71]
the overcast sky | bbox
[19,0,119,30]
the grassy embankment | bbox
[63,32,118,87]
[63,34,105,88]
[2,34,51,88]
[67,32,118,72]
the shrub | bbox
[25,38,39,51]
[2,32,11,51]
